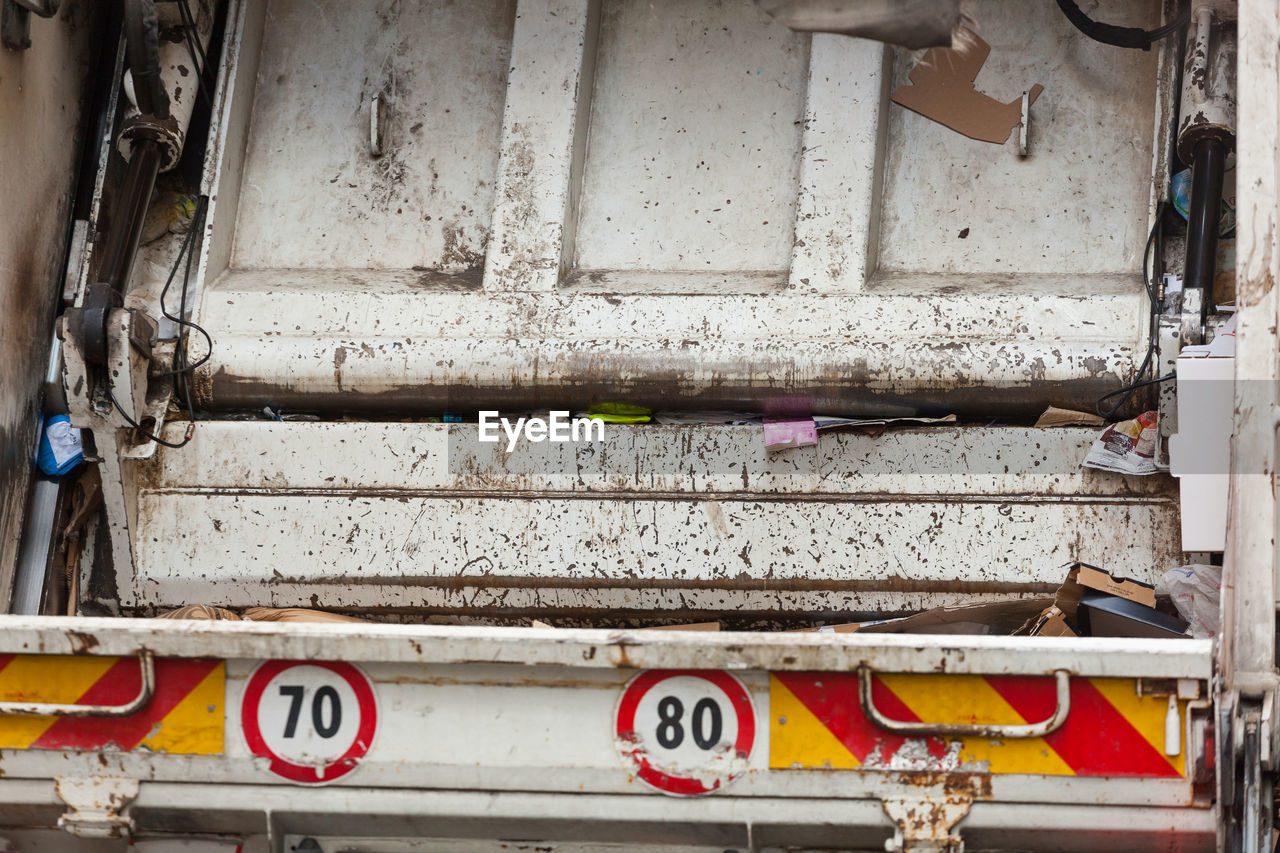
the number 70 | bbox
[278,685,343,738]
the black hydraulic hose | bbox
[122,0,169,119]
[1055,0,1188,50]
[1183,136,1227,306]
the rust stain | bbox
[64,630,100,655]
[611,641,637,669]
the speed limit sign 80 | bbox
[613,669,757,796]
[241,660,378,784]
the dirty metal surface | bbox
[0,617,1211,813]
[1226,0,1279,700]
[116,422,1180,617]
[0,3,99,604]
[878,0,1161,277]
[231,0,515,272]
[0,782,1216,850]
[189,0,1168,415]
[0,616,1214,677]
[0,618,1214,838]
[572,0,809,273]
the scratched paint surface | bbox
[124,422,1179,616]
[190,0,1167,415]
[232,0,515,272]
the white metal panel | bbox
[788,34,888,294]
[0,662,1200,796]
[0,616,1214,677]
[1226,0,1280,695]
[572,0,808,273]
[141,422,1168,497]
[0,619,1214,841]
[120,423,1179,615]
[876,0,1161,277]
[190,0,1169,414]
[129,492,1178,614]
[230,0,515,272]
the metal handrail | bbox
[0,651,154,717]
[858,666,1072,739]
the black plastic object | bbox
[77,284,123,367]
[122,0,169,119]
[77,138,161,365]
[1183,136,1228,306]
[1055,0,1187,50]
[1077,590,1190,639]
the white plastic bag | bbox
[1158,564,1221,638]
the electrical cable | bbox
[174,0,213,106]
[1056,0,1188,51]
[107,386,195,448]
[1095,206,1165,419]
[158,194,212,377]
[1094,373,1176,416]
[108,194,211,449]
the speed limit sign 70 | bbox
[241,660,378,784]
[614,669,757,796]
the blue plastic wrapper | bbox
[36,414,83,476]
[1171,167,1236,236]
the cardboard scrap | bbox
[241,607,368,624]
[155,604,241,621]
[1034,406,1105,428]
[857,597,1052,635]
[891,27,1043,144]
[157,606,367,623]
[789,598,1052,636]
[1018,562,1188,639]
[788,564,1187,639]
[531,620,721,631]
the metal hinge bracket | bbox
[55,776,139,838]
[881,794,972,853]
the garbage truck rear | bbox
[0,0,1275,850]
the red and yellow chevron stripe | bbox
[771,672,1185,777]
[0,655,224,754]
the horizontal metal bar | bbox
[85,784,1216,849]
[141,487,1177,505]
[859,666,1070,738]
[0,651,153,717]
[0,617,1214,678]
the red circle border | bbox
[240,660,378,784]
[614,669,756,796]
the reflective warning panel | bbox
[770,673,1185,777]
[0,655,224,754]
